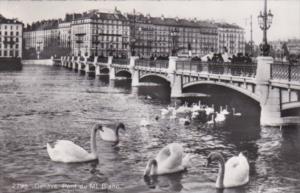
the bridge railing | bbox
[176,60,257,77]
[136,59,169,69]
[112,58,129,65]
[271,61,300,82]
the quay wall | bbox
[21,59,54,66]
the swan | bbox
[179,116,191,126]
[232,108,242,117]
[144,143,193,176]
[215,112,226,123]
[99,123,126,144]
[176,102,191,114]
[47,124,103,163]
[206,113,215,125]
[204,105,215,116]
[169,109,177,120]
[206,152,249,189]
[145,95,152,100]
[221,105,230,116]
[161,108,170,116]
[191,111,199,119]
[140,118,151,127]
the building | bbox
[70,9,130,57]
[216,22,245,55]
[127,12,218,58]
[0,14,23,58]
[287,39,300,55]
[22,8,245,58]
[24,19,60,58]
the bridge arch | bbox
[139,73,170,85]
[183,80,260,103]
[100,67,109,74]
[116,69,132,78]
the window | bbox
[4,50,7,56]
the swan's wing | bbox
[224,155,250,187]
[225,156,240,169]
[157,143,183,169]
[156,146,170,163]
[52,140,90,161]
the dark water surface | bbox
[0,65,300,193]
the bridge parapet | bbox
[176,60,257,78]
[112,58,130,65]
[271,61,300,82]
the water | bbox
[0,65,300,193]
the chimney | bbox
[175,16,179,22]
[146,13,151,20]
[161,14,165,20]
[193,17,197,22]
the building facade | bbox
[128,13,218,58]
[70,9,130,57]
[216,23,245,55]
[23,8,245,58]
[0,14,23,58]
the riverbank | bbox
[21,59,54,66]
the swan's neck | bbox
[216,157,225,188]
[90,127,98,155]
[115,126,120,141]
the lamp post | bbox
[258,0,274,56]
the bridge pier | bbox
[168,56,182,97]
[130,56,139,86]
[256,56,283,126]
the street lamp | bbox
[258,0,274,56]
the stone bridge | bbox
[55,55,300,127]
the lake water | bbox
[0,65,300,193]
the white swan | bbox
[47,124,103,163]
[215,112,226,123]
[179,116,191,126]
[144,143,192,176]
[99,123,126,144]
[169,109,177,120]
[206,113,215,125]
[161,108,170,116]
[221,105,230,116]
[232,108,242,117]
[140,118,151,127]
[207,152,249,189]
[204,105,215,116]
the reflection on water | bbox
[0,65,300,193]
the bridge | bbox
[54,55,300,127]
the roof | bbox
[24,19,60,31]
[127,13,217,29]
[0,14,23,25]
[72,10,127,22]
[215,22,243,29]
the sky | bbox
[0,0,299,44]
